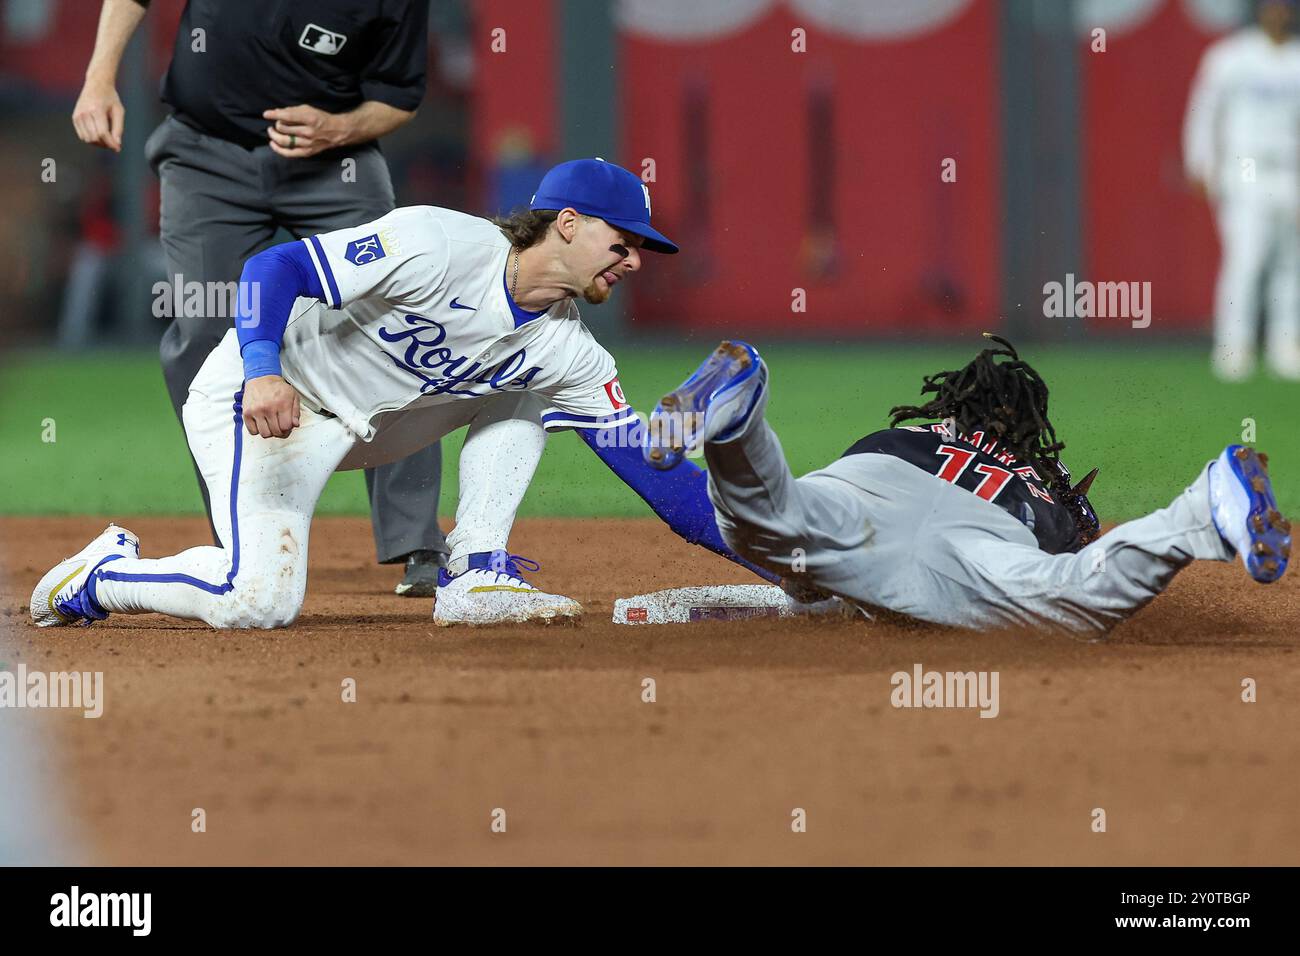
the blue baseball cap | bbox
[530,158,679,254]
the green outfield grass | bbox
[1,343,1294,523]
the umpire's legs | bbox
[270,143,448,564]
[146,116,279,536]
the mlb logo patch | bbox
[603,378,627,409]
[345,234,386,266]
[299,23,347,56]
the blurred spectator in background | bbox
[1184,0,1300,382]
[488,126,550,217]
[56,166,117,349]
[69,0,450,596]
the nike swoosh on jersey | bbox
[449,298,477,311]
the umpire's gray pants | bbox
[703,407,1232,636]
[144,115,445,563]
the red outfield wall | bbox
[1079,0,1223,331]
[3,0,1228,334]
[617,1,1002,335]
[469,0,1229,334]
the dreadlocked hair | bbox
[888,333,1065,475]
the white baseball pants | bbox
[93,332,546,628]
[1212,173,1300,366]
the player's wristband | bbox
[241,340,283,381]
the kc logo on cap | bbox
[530,158,678,254]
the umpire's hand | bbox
[263,105,345,159]
[243,375,302,439]
[72,78,125,153]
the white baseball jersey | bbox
[1183,26,1300,194]
[278,205,636,440]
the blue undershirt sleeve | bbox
[235,240,327,381]
[575,423,780,584]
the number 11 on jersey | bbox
[935,444,1013,502]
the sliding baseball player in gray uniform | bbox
[646,337,1292,635]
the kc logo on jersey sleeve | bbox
[345,234,387,266]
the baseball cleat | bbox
[644,340,768,470]
[1208,446,1291,583]
[29,523,140,628]
[432,550,582,626]
[394,549,447,597]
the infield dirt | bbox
[3,515,1298,865]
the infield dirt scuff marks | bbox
[3,515,1299,865]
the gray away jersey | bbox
[842,424,1085,554]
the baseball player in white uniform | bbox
[31,159,775,630]
[1184,0,1300,381]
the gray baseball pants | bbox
[144,114,445,562]
[703,404,1232,636]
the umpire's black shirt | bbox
[157,0,429,149]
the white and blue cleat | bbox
[1209,445,1291,584]
[30,523,140,628]
[644,340,768,470]
[432,550,582,626]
